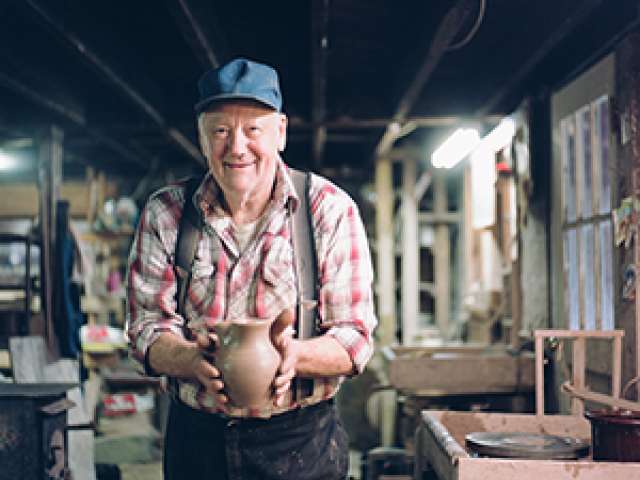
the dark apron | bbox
[164,398,349,480]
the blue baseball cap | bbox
[195,58,283,114]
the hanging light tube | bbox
[431,127,480,169]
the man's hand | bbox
[271,308,298,406]
[190,331,228,404]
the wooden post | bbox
[375,157,397,346]
[571,337,586,415]
[38,125,63,349]
[402,157,419,344]
[613,334,622,399]
[535,334,544,416]
[433,170,450,338]
[86,166,97,225]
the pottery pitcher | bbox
[213,318,280,409]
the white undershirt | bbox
[232,218,261,253]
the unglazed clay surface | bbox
[213,318,280,409]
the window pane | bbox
[594,96,611,214]
[577,106,593,218]
[564,229,580,330]
[599,220,614,330]
[580,224,596,329]
[561,116,577,222]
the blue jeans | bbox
[164,398,349,479]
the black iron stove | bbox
[0,383,76,480]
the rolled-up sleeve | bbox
[312,179,377,374]
[126,188,186,371]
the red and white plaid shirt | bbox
[126,159,377,417]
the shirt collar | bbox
[193,155,300,220]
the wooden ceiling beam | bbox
[168,0,226,69]
[373,0,478,158]
[311,0,330,167]
[0,71,146,167]
[476,0,606,116]
[0,71,84,126]
[23,0,205,167]
[289,115,500,130]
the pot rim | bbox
[585,408,640,425]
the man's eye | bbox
[213,127,228,136]
[247,126,261,135]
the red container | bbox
[585,409,640,462]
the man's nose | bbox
[229,129,249,157]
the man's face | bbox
[198,102,287,202]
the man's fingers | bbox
[275,382,291,397]
[208,379,224,392]
[195,332,219,352]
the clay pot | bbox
[213,318,281,409]
[585,409,640,462]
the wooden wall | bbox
[614,31,640,400]
[0,180,119,219]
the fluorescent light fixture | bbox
[431,128,480,169]
[477,117,515,154]
[0,150,17,171]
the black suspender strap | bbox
[175,177,203,318]
[289,168,319,399]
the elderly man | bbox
[126,58,377,479]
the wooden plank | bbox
[391,344,495,358]
[433,171,450,338]
[535,334,544,416]
[533,329,623,338]
[612,334,622,399]
[0,181,118,218]
[572,337,586,415]
[375,157,397,346]
[388,353,534,393]
[416,417,465,480]
[401,157,419,344]
[8,336,48,382]
[457,456,640,480]
[0,349,10,370]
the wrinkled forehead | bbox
[200,100,278,122]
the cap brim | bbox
[195,93,279,114]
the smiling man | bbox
[126,58,377,479]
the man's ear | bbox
[278,113,288,152]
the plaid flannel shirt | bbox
[126,159,377,417]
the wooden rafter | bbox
[168,0,225,69]
[476,0,605,115]
[23,0,205,166]
[0,71,146,167]
[373,0,478,158]
[311,0,330,167]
